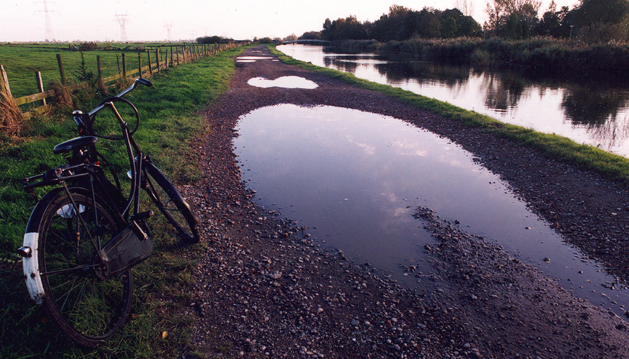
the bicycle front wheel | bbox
[143,162,199,243]
[36,190,133,347]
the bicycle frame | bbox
[19,79,156,303]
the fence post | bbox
[170,46,174,67]
[36,71,46,106]
[56,54,66,86]
[156,48,160,73]
[97,55,103,88]
[0,65,11,98]
[138,52,142,78]
[122,53,127,78]
[147,51,153,75]
[165,49,169,68]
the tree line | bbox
[300,0,629,43]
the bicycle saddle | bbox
[53,136,98,154]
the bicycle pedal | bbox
[129,211,153,221]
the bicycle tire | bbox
[35,189,132,347]
[143,161,199,243]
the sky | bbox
[1,0,579,43]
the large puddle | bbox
[233,104,629,316]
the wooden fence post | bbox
[155,48,160,73]
[147,51,153,75]
[138,52,142,78]
[122,53,127,78]
[36,71,46,106]
[56,54,66,85]
[97,55,104,88]
[0,65,11,98]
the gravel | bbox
[176,45,629,358]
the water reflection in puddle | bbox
[247,76,318,89]
[236,56,275,62]
[234,104,629,315]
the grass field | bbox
[0,42,249,358]
[0,42,209,99]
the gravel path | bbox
[180,45,629,358]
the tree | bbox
[536,2,571,37]
[570,0,629,42]
[456,0,476,16]
[573,0,629,26]
[485,0,542,38]
[320,16,368,41]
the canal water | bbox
[277,44,629,158]
[233,102,629,316]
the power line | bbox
[35,0,56,42]
[115,12,129,42]
[164,21,173,42]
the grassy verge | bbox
[269,44,629,186]
[0,44,250,358]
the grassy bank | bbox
[269,44,629,187]
[0,44,249,358]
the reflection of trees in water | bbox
[321,52,629,152]
[562,88,629,149]
[373,61,471,88]
[324,57,358,74]
[480,72,528,113]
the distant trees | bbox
[196,36,234,44]
[321,6,482,42]
[322,15,369,41]
[315,1,629,44]
[484,0,629,42]
[485,0,542,39]
[298,31,322,40]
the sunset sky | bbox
[1,0,579,42]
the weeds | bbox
[48,80,74,112]
[0,91,24,136]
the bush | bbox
[470,48,491,66]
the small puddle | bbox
[233,104,629,316]
[236,56,275,63]
[247,76,318,89]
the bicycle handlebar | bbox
[72,78,152,137]
[88,78,152,117]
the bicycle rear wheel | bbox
[36,190,132,347]
[143,161,199,243]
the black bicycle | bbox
[17,78,199,347]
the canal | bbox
[277,44,629,158]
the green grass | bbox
[269,44,629,186]
[0,42,213,99]
[0,43,250,358]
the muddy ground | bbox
[178,45,629,358]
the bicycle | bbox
[17,78,199,347]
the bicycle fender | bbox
[22,232,44,304]
[21,187,65,305]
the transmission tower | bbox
[115,12,129,42]
[36,0,56,42]
[164,21,173,42]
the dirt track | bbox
[180,45,629,358]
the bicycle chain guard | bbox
[98,220,153,278]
